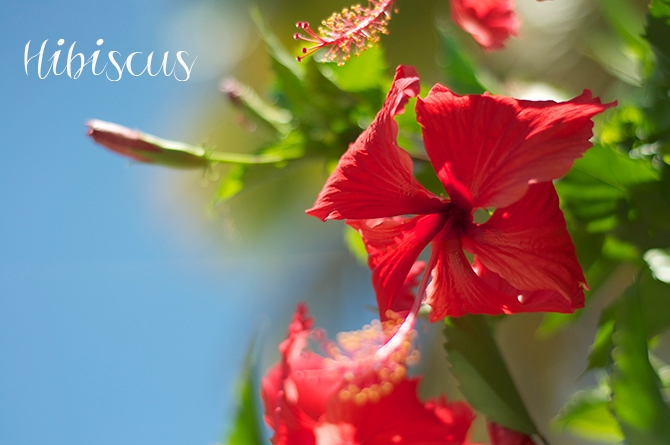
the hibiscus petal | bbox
[450,0,519,51]
[261,305,343,445]
[425,234,525,320]
[464,183,585,313]
[416,87,615,210]
[348,214,446,320]
[307,66,444,221]
[321,379,474,445]
[472,257,579,313]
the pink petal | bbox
[450,0,519,51]
[306,66,444,221]
[425,233,525,320]
[416,87,616,211]
[464,183,585,313]
[348,214,446,320]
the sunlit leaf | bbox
[323,46,387,92]
[554,382,623,443]
[343,224,367,265]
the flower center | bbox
[315,311,417,406]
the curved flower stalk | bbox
[86,120,299,168]
[260,303,476,445]
[450,0,519,51]
[294,0,396,65]
[307,65,616,321]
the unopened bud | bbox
[86,119,209,169]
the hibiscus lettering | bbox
[24,39,197,81]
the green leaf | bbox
[217,164,246,202]
[343,224,368,265]
[587,267,670,370]
[609,274,670,444]
[587,304,618,370]
[322,46,387,92]
[554,382,623,443]
[444,315,537,434]
[221,78,293,137]
[250,7,303,80]
[225,369,264,445]
[437,24,486,95]
[564,143,660,194]
[223,335,263,445]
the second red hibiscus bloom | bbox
[307,65,615,321]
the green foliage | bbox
[224,341,264,445]
[214,133,306,202]
[609,276,670,444]
[587,268,670,370]
[225,371,264,445]
[437,24,486,95]
[215,10,393,207]
[554,380,623,443]
[444,315,537,435]
[343,224,368,265]
[646,0,670,86]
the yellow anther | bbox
[338,389,352,401]
[354,392,367,406]
[379,368,390,381]
[391,366,406,383]
[381,381,394,395]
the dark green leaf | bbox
[444,315,537,434]
[645,0,670,85]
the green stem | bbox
[205,151,293,165]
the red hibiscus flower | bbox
[306,65,615,321]
[261,304,476,445]
[450,0,519,51]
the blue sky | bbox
[3,1,261,444]
[0,1,380,444]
